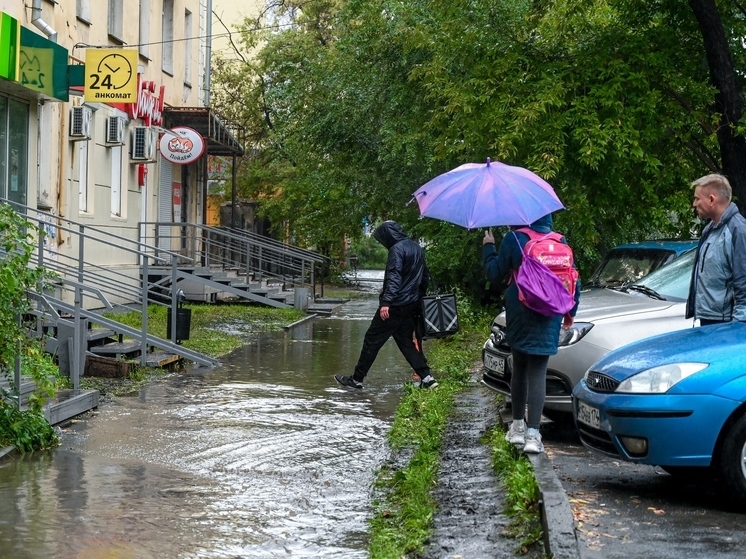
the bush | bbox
[0,202,59,452]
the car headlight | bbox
[558,322,593,346]
[616,362,708,394]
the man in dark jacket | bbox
[335,221,438,389]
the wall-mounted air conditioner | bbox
[105,116,126,146]
[69,106,92,140]
[130,126,158,162]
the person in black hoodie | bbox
[335,221,438,389]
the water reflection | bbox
[0,289,419,558]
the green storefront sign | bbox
[0,12,69,102]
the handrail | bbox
[1,199,209,387]
[2,199,187,262]
[140,221,328,292]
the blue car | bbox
[573,321,746,501]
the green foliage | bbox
[210,0,746,300]
[0,406,58,453]
[369,298,493,557]
[348,234,388,269]
[0,203,59,452]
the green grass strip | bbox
[368,293,492,558]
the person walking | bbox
[335,221,438,390]
[482,214,580,453]
[686,173,746,325]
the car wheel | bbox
[717,414,746,503]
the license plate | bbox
[576,401,601,429]
[483,352,505,374]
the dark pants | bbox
[353,303,430,381]
[510,350,550,429]
[700,318,727,326]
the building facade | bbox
[0,0,243,304]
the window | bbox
[162,0,174,75]
[110,146,122,217]
[0,98,29,207]
[108,0,124,42]
[184,9,192,86]
[76,0,91,24]
[139,0,150,59]
[77,141,89,213]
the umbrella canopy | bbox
[412,158,565,229]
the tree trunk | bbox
[689,0,746,213]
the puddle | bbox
[0,278,418,558]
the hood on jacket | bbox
[373,221,409,249]
[529,213,553,233]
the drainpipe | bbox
[32,0,57,42]
[204,0,212,106]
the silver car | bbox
[482,248,697,421]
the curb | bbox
[0,445,17,461]
[528,452,581,559]
[283,313,318,330]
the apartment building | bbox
[0,0,243,303]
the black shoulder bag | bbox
[419,280,459,340]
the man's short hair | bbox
[692,173,732,202]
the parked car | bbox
[572,321,746,503]
[585,239,698,288]
[482,248,697,421]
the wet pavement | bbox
[0,293,418,559]
[542,420,746,559]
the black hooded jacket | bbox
[373,221,430,307]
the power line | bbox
[72,20,294,53]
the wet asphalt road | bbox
[541,420,746,558]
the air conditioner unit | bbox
[105,116,126,146]
[69,106,92,140]
[130,126,158,162]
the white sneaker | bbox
[523,428,544,454]
[505,419,526,446]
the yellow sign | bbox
[84,49,137,102]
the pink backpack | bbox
[512,229,579,316]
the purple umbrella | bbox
[412,158,565,229]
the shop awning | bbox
[163,107,244,156]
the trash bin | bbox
[167,307,191,342]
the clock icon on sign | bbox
[96,53,133,90]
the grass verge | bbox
[368,296,487,558]
[368,296,544,558]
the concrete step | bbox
[88,340,142,359]
[43,389,99,426]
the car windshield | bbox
[630,249,695,300]
[587,248,676,287]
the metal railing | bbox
[139,222,329,293]
[1,199,214,393]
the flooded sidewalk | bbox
[0,297,415,559]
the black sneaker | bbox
[420,375,438,389]
[335,374,363,390]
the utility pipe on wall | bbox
[204,0,212,106]
[31,0,57,42]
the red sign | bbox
[110,74,165,126]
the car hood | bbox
[493,288,681,327]
[575,288,680,322]
[592,321,746,379]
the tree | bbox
[688,0,746,211]
[210,0,746,296]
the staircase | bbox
[1,199,329,426]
